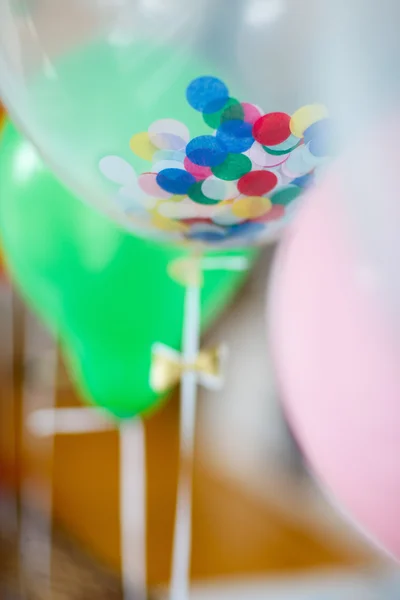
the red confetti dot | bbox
[182,218,214,226]
[255,204,285,223]
[253,112,291,146]
[237,170,278,197]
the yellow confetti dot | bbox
[232,196,272,219]
[151,212,188,233]
[217,198,234,208]
[130,132,157,161]
[290,104,329,138]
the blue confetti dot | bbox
[186,76,229,113]
[292,173,315,188]
[304,118,333,157]
[227,221,265,240]
[156,169,196,195]
[187,230,227,243]
[216,120,254,154]
[186,135,228,167]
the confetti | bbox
[212,153,252,181]
[100,73,330,247]
[232,196,272,219]
[186,76,229,113]
[186,135,227,167]
[237,170,278,197]
[216,119,254,153]
[203,97,244,129]
[271,186,302,206]
[148,119,189,151]
[156,169,196,195]
[290,104,329,138]
[253,112,291,146]
[130,132,157,161]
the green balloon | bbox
[0,123,256,419]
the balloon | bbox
[269,1,400,557]
[305,0,400,327]
[270,173,400,560]
[0,121,255,418]
[0,246,5,280]
[0,106,5,278]
[0,0,332,248]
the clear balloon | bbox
[0,0,331,248]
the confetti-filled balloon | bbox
[0,0,333,248]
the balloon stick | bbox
[168,254,249,600]
[120,419,147,600]
[170,282,201,600]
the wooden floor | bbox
[0,295,371,597]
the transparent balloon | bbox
[0,0,331,248]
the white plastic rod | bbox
[120,419,147,600]
[170,283,201,600]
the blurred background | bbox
[0,0,399,593]
[1,240,399,599]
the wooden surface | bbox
[0,297,371,595]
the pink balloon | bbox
[270,175,400,560]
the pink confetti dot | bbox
[138,172,171,199]
[184,157,213,180]
[241,103,263,125]
[254,204,285,222]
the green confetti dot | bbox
[188,181,221,205]
[271,186,302,206]
[203,98,244,129]
[221,102,244,123]
[212,153,252,181]
[264,140,301,156]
